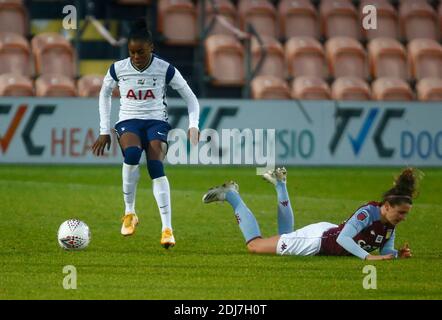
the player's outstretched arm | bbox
[365,253,395,260]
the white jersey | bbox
[98,54,199,135]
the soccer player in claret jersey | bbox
[203,168,420,260]
[92,19,200,249]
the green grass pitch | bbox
[1,165,441,299]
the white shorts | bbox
[276,222,338,256]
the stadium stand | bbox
[278,0,319,40]
[416,77,442,100]
[0,73,33,96]
[0,0,28,36]
[291,76,331,100]
[35,74,77,97]
[0,32,32,76]
[372,77,414,100]
[368,37,409,80]
[251,75,291,99]
[285,36,327,79]
[2,0,440,101]
[251,36,286,79]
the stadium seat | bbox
[205,34,244,86]
[278,0,319,40]
[0,32,31,76]
[359,0,399,41]
[252,36,285,79]
[320,0,360,40]
[291,76,331,100]
[0,0,27,36]
[408,38,442,80]
[331,76,371,101]
[31,32,76,78]
[35,74,77,97]
[285,36,327,79]
[416,77,442,101]
[0,73,33,96]
[368,37,408,80]
[77,75,104,97]
[197,0,237,36]
[371,77,414,101]
[251,75,291,99]
[399,1,438,41]
[238,0,277,37]
[325,37,367,79]
[158,0,197,45]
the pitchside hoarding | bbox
[0,98,441,166]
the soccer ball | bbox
[57,219,91,250]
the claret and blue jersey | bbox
[320,202,398,259]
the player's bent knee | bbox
[124,146,142,165]
[246,239,262,254]
[147,159,165,179]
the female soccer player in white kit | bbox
[92,19,200,248]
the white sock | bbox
[153,176,172,231]
[122,163,140,214]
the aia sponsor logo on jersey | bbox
[357,211,368,221]
[126,89,156,100]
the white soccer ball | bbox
[57,219,91,250]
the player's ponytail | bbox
[382,167,423,206]
[129,18,153,44]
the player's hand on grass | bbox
[365,253,395,261]
[398,242,412,259]
[188,127,200,146]
[92,135,111,156]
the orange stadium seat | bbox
[320,0,360,40]
[0,32,31,76]
[278,0,319,40]
[77,75,104,97]
[0,73,33,96]
[285,36,327,79]
[325,36,367,79]
[251,75,291,99]
[198,0,237,36]
[0,0,28,36]
[368,37,408,80]
[331,76,371,101]
[416,77,442,101]
[238,0,277,37]
[372,77,414,101]
[408,38,442,80]
[399,1,438,41]
[35,74,77,97]
[31,32,76,78]
[205,34,244,86]
[291,76,331,100]
[359,0,399,41]
[158,0,197,45]
[252,36,285,79]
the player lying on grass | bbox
[203,168,419,260]
[92,18,200,248]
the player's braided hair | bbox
[381,168,423,206]
[129,18,153,43]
